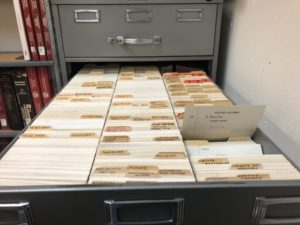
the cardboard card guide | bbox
[182,105,266,141]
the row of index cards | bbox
[0,65,120,186]
[88,66,196,184]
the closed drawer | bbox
[2,183,300,225]
[59,4,217,58]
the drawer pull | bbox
[252,197,300,224]
[108,36,161,45]
[126,9,152,23]
[0,202,34,225]
[177,9,203,22]
[74,9,100,23]
[104,199,184,225]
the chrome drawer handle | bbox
[108,36,161,45]
[252,197,300,224]
[74,9,100,23]
[0,202,34,225]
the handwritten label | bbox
[109,115,131,120]
[151,122,176,130]
[93,166,126,174]
[198,158,230,164]
[159,169,192,176]
[98,150,130,156]
[70,132,96,138]
[29,125,52,130]
[127,165,159,172]
[105,126,132,132]
[70,98,91,102]
[80,115,103,119]
[228,136,252,142]
[153,136,181,141]
[23,133,48,138]
[231,163,263,170]
[155,152,186,159]
[102,136,130,142]
[114,95,133,98]
[81,82,97,87]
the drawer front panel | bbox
[59,4,217,57]
[2,183,300,225]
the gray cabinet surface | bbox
[59,4,217,58]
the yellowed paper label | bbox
[70,132,97,138]
[174,101,194,107]
[153,136,181,141]
[81,82,97,87]
[93,166,126,174]
[102,135,130,142]
[155,152,186,159]
[22,133,48,138]
[105,126,132,132]
[96,81,114,89]
[127,165,159,172]
[151,116,173,120]
[151,122,176,130]
[198,158,230,165]
[70,98,91,102]
[126,171,160,178]
[193,99,212,104]
[80,114,103,119]
[114,95,133,98]
[29,125,52,130]
[131,116,151,121]
[228,136,252,142]
[98,149,130,156]
[237,174,270,180]
[190,94,208,99]
[170,92,189,96]
[231,163,263,170]
[55,96,70,101]
[159,169,192,176]
[109,115,131,120]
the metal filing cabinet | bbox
[1,0,300,225]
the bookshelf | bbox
[0,0,61,144]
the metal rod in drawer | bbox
[74,9,100,23]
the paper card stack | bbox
[185,140,263,157]
[88,66,195,184]
[162,72,233,128]
[0,65,119,186]
[190,155,300,182]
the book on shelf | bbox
[28,0,47,61]
[37,67,53,106]
[0,73,24,130]
[12,71,36,126]
[26,67,44,113]
[38,0,53,60]
[12,0,31,60]
[0,88,10,130]
[20,0,39,60]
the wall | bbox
[0,0,22,52]
[219,0,300,159]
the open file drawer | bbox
[1,0,298,224]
